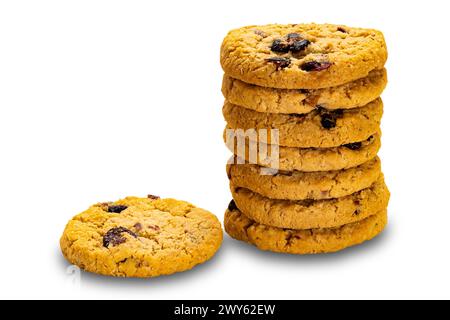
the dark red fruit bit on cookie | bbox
[317,108,343,130]
[290,39,311,53]
[107,205,128,213]
[300,61,332,72]
[333,109,344,117]
[103,227,137,248]
[148,225,161,231]
[266,57,291,70]
[228,200,238,211]
[147,194,160,200]
[270,39,290,53]
[343,142,363,150]
[286,33,302,41]
[271,34,310,54]
[337,27,348,33]
[320,113,337,129]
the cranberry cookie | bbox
[222,69,387,114]
[60,196,223,278]
[223,98,383,148]
[224,131,381,172]
[225,206,387,254]
[230,176,390,230]
[221,23,387,89]
[225,131,381,172]
[227,157,381,201]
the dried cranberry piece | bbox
[266,57,291,70]
[103,227,137,248]
[332,109,344,118]
[148,225,161,231]
[228,200,238,211]
[337,27,348,33]
[147,194,160,200]
[343,142,363,150]
[286,33,302,41]
[290,39,311,53]
[271,34,311,54]
[300,61,332,72]
[107,205,128,213]
[317,107,343,130]
[320,113,337,129]
[270,39,290,53]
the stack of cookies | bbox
[220,23,390,254]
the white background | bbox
[1,0,449,300]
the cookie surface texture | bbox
[228,156,382,200]
[60,197,223,278]
[224,207,387,254]
[222,69,387,114]
[225,131,381,172]
[223,98,383,148]
[221,23,387,89]
[230,176,390,229]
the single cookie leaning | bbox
[222,69,387,114]
[230,176,390,230]
[221,24,387,89]
[228,157,381,200]
[60,196,223,278]
[225,130,381,172]
[223,98,383,148]
[224,207,387,254]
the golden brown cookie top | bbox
[223,98,383,148]
[60,196,223,277]
[222,68,387,114]
[221,23,387,89]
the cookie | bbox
[221,23,387,89]
[224,207,387,254]
[60,196,223,278]
[222,69,387,114]
[223,98,383,148]
[228,157,381,200]
[225,130,381,172]
[230,176,389,229]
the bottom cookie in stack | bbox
[225,208,387,255]
[224,177,390,254]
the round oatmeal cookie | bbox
[230,176,390,230]
[221,23,387,89]
[222,69,387,114]
[227,157,381,200]
[225,130,381,172]
[60,196,223,278]
[223,98,383,148]
[224,207,388,254]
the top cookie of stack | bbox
[220,23,389,254]
[221,23,387,90]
